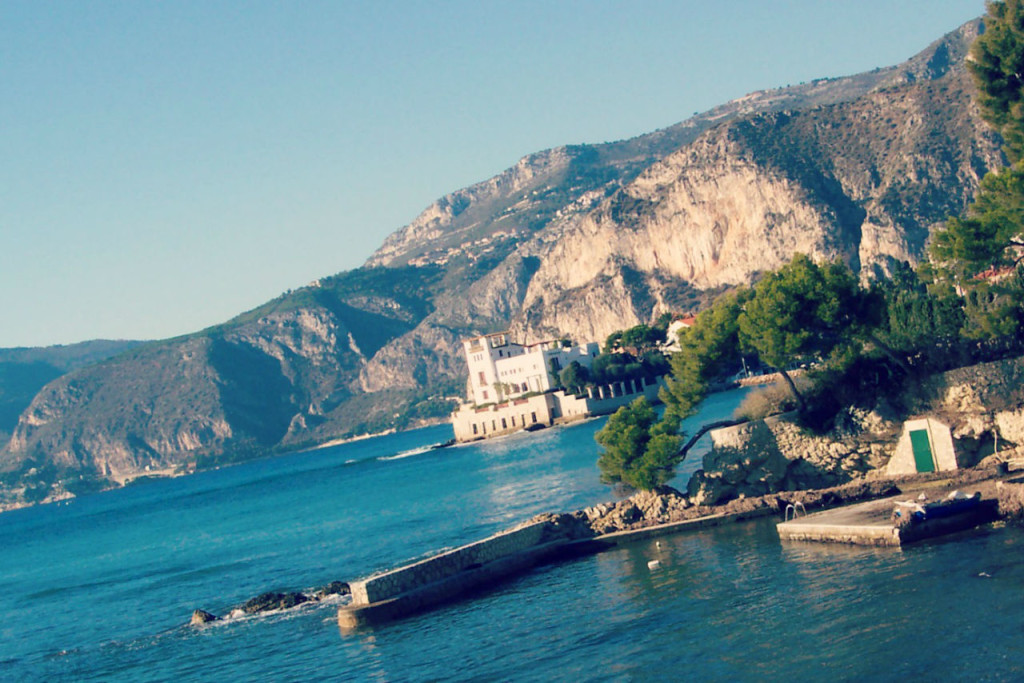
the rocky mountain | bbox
[0,19,1004,507]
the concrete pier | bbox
[338,507,775,630]
[776,495,999,546]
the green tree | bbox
[962,274,1024,337]
[927,172,1024,337]
[924,1,1024,337]
[817,260,912,375]
[559,361,591,393]
[620,323,667,352]
[661,288,748,423]
[639,349,670,377]
[603,330,624,353]
[736,254,899,412]
[653,311,674,331]
[736,255,833,412]
[596,256,911,492]
[595,398,682,490]
[970,0,1024,162]
[878,263,965,352]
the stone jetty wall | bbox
[931,357,1024,450]
[349,521,549,605]
[689,355,1024,506]
[689,410,891,505]
[933,356,1024,414]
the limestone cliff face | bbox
[510,68,999,343]
[0,19,1003,504]
[365,148,582,269]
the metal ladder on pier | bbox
[784,501,806,522]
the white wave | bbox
[378,445,434,461]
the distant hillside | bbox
[0,340,141,441]
[0,19,1001,509]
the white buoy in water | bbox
[647,560,661,570]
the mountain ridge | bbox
[0,18,1000,508]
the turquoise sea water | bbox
[1,387,1023,681]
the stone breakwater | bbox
[349,522,553,606]
[549,478,905,537]
[189,581,350,626]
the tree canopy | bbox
[595,398,682,490]
[661,288,748,424]
[734,254,891,411]
[597,255,908,490]
[559,361,590,392]
[970,0,1024,161]
[877,262,965,352]
[604,321,668,353]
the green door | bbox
[909,429,935,473]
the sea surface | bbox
[2,387,1023,682]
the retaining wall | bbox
[451,394,555,442]
[557,377,663,420]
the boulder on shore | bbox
[582,485,696,535]
[315,581,350,599]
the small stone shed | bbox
[886,417,958,476]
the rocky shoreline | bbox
[526,464,1023,545]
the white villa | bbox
[462,332,600,405]
[451,331,664,442]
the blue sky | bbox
[0,1,984,348]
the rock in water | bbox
[242,591,308,614]
[190,609,219,626]
[315,581,350,599]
